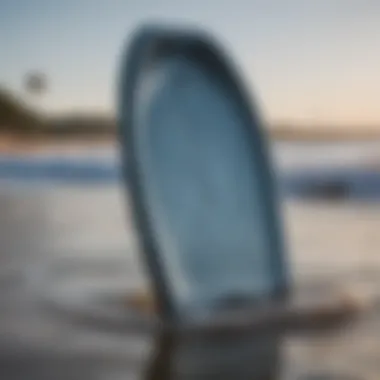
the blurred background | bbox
[1,1,380,379]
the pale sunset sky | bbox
[1,0,379,126]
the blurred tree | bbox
[0,87,41,133]
[24,71,47,97]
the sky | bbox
[1,0,379,126]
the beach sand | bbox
[0,186,379,379]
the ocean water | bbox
[2,140,380,199]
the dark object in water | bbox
[281,167,380,201]
[306,181,349,200]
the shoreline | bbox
[1,132,380,155]
[0,134,116,154]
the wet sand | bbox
[0,135,115,155]
[0,186,379,379]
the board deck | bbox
[118,26,288,321]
